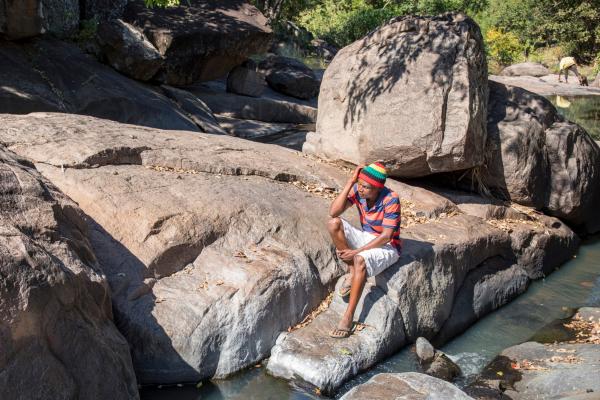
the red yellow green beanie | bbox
[359,162,387,188]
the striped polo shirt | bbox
[347,184,402,252]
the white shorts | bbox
[341,219,400,277]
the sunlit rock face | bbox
[306,13,488,178]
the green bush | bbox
[297,0,483,48]
[485,28,524,66]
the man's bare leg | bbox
[336,255,367,332]
[327,218,355,282]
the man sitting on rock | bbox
[327,162,401,338]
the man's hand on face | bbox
[337,248,358,263]
[350,165,364,184]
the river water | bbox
[141,237,600,400]
[548,95,600,141]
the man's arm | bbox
[329,166,362,218]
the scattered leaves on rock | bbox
[288,292,333,332]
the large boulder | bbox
[0,147,138,399]
[500,62,550,77]
[258,54,320,100]
[340,372,474,400]
[0,112,346,383]
[479,80,600,234]
[0,38,199,131]
[227,64,265,98]
[123,0,272,85]
[0,0,78,39]
[97,19,163,81]
[307,13,488,178]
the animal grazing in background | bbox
[558,56,587,86]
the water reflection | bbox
[548,95,600,140]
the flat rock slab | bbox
[502,342,600,399]
[187,80,318,124]
[490,75,600,97]
[339,372,474,399]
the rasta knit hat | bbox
[358,162,387,188]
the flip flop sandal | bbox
[338,280,352,297]
[329,327,354,339]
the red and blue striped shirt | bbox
[347,184,402,252]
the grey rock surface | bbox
[97,19,163,81]
[480,81,600,234]
[416,337,436,363]
[258,54,320,100]
[0,146,138,399]
[0,112,346,384]
[188,83,317,124]
[0,38,198,131]
[227,65,265,97]
[500,62,550,77]
[490,75,600,97]
[339,372,474,400]
[425,352,462,382]
[123,0,272,85]
[160,85,227,135]
[309,13,488,178]
[467,308,600,400]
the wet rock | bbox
[123,0,272,85]
[258,54,320,100]
[468,308,600,400]
[309,13,488,178]
[0,0,78,39]
[479,81,600,234]
[0,38,198,131]
[426,352,462,382]
[340,372,474,400]
[416,337,436,363]
[97,19,163,81]
[500,62,550,77]
[416,337,461,381]
[0,147,138,399]
[226,65,265,97]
